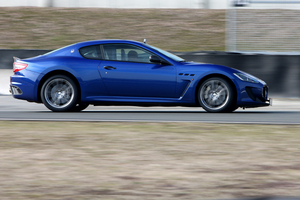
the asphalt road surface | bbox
[1,95,300,124]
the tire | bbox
[198,77,236,113]
[41,75,78,112]
[70,103,89,112]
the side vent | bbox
[179,73,195,76]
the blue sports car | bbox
[10,39,271,112]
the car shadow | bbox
[32,110,300,114]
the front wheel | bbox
[71,103,89,112]
[41,75,78,112]
[198,77,237,113]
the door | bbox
[98,43,176,98]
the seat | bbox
[127,50,138,62]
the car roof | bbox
[43,40,147,57]
[74,39,145,48]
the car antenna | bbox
[143,39,147,44]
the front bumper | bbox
[243,98,272,108]
[238,84,271,108]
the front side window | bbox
[79,45,101,59]
[102,44,155,63]
[144,43,185,62]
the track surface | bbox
[1,95,300,124]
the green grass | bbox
[0,7,225,51]
[1,121,300,199]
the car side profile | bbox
[10,39,271,112]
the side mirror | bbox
[149,55,161,63]
[149,55,169,65]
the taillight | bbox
[13,62,28,72]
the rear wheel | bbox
[198,77,236,113]
[41,75,78,112]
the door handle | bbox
[104,66,116,70]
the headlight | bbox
[233,73,259,83]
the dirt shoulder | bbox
[1,121,300,199]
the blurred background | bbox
[1,0,300,51]
[1,0,300,9]
[0,0,300,52]
[2,1,300,199]
[0,0,227,9]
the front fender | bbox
[193,71,241,103]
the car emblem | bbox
[71,49,74,53]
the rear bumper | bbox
[10,70,40,102]
[10,85,23,95]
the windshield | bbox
[145,44,185,62]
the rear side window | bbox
[79,45,101,59]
